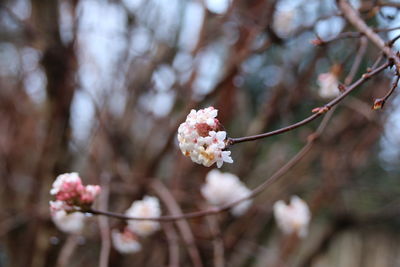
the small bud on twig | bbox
[310,39,324,46]
[372,98,385,110]
[312,106,330,114]
[338,83,346,92]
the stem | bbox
[373,75,400,109]
[338,0,400,72]
[228,62,389,145]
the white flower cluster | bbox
[112,228,141,254]
[125,196,161,237]
[273,196,311,238]
[177,107,233,168]
[201,169,252,216]
[51,209,86,234]
[317,72,340,99]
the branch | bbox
[82,61,389,222]
[152,180,203,267]
[97,176,111,267]
[372,75,400,109]
[206,215,224,267]
[337,0,400,72]
[161,223,180,267]
[227,62,389,145]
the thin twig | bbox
[338,0,400,72]
[206,215,224,267]
[56,235,79,267]
[152,180,203,267]
[98,175,111,267]
[227,62,389,145]
[345,36,368,85]
[377,1,400,8]
[315,26,400,45]
[162,223,180,267]
[372,75,400,109]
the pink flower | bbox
[49,172,101,212]
[80,185,101,204]
[50,172,82,196]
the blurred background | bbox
[1,0,400,266]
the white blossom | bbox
[112,229,141,254]
[51,210,85,234]
[273,8,296,36]
[125,196,161,237]
[317,72,340,99]
[201,169,252,216]
[177,107,233,168]
[273,196,311,238]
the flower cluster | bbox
[201,169,252,216]
[50,172,101,212]
[49,173,101,233]
[111,196,161,254]
[125,196,161,237]
[317,72,340,99]
[112,228,142,254]
[273,196,311,238]
[177,107,233,168]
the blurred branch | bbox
[206,215,224,267]
[98,175,111,267]
[162,223,180,267]
[56,235,79,267]
[152,180,203,267]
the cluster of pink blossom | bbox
[49,172,101,213]
[177,107,233,168]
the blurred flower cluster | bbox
[112,196,162,254]
[273,195,311,237]
[201,169,252,216]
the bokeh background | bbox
[1,0,400,266]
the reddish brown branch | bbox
[227,62,389,145]
[338,0,400,72]
[372,75,400,109]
